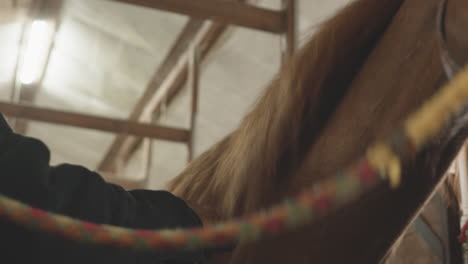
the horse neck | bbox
[291,0,447,192]
[445,0,468,66]
[230,0,468,262]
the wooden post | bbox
[141,137,153,187]
[281,0,296,64]
[187,45,199,162]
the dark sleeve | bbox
[0,114,206,264]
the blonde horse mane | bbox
[168,0,405,219]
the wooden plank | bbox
[141,138,153,187]
[114,0,285,33]
[98,22,229,171]
[0,101,190,142]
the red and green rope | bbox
[1,65,468,252]
[0,157,383,251]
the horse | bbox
[167,0,468,263]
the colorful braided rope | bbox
[1,65,468,252]
[0,157,382,251]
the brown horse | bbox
[168,0,468,263]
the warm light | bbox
[19,20,53,85]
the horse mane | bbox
[168,0,405,218]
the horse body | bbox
[169,0,468,263]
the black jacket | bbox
[0,114,206,263]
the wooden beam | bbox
[281,0,296,63]
[141,138,153,187]
[97,20,229,171]
[114,0,285,33]
[187,45,200,162]
[0,101,190,142]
